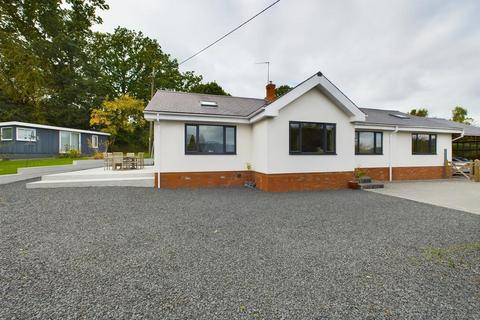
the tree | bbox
[190,81,229,95]
[451,106,473,125]
[0,0,109,128]
[409,108,429,117]
[88,27,202,101]
[90,95,145,148]
[275,85,292,98]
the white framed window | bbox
[59,131,81,153]
[91,135,99,148]
[1,127,13,141]
[16,127,37,142]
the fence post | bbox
[443,148,448,178]
[474,160,480,182]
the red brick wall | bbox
[254,171,355,192]
[353,166,450,182]
[356,167,390,181]
[153,166,450,190]
[157,171,253,189]
[392,166,450,180]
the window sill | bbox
[412,153,437,155]
[355,153,384,156]
[289,152,337,155]
[185,153,237,155]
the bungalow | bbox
[0,121,110,159]
[144,72,477,192]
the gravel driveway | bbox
[1,181,479,319]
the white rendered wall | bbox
[250,119,268,173]
[354,131,452,168]
[264,88,356,174]
[354,131,392,168]
[392,132,451,167]
[157,120,252,172]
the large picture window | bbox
[185,124,236,154]
[1,127,13,141]
[412,133,437,155]
[355,131,383,155]
[16,127,36,142]
[289,121,336,155]
[59,131,81,153]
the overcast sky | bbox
[95,0,480,122]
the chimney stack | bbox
[265,81,276,103]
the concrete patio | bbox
[368,178,480,215]
[26,165,155,188]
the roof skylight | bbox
[200,101,218,107]
[389,113,410,119]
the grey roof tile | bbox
[143,90,480,136]
[360,108,480,135]
[144,90,267,117]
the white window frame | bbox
[16,127,37,142]
[91,135,99,149]
[59,131,82,153]
[1,127,13,141]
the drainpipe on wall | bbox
[155,113,161,189]
[388,126,399,182]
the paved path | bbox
[1,182,479,319]
[0,160,103,185]
[369,178,480,215]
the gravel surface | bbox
[0,181,479,319]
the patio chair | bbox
[112,152,124,170]
[103,152,113,170]
[137,152,144,169]
[124,152,136,169]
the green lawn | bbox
[0,158,85,175]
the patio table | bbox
[123,156,139,170]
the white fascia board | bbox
[354,124,397,131]
[0,121,110,136]
[316,76,366,121]
[255,73,366,122]
[354,122,462,134]
[143,112,250,124]
[397,127,462,134]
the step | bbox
[26,177,154,189]
[42,171,154,181]
[348,180,385,190]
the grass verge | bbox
[0,158,85,175]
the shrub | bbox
[92,152,104,159]
[355,168,368,180]
[61,149,82,159]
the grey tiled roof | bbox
[360,108,463,131]
[144,90,267,117]
[143,90,480,135]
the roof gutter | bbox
[452,130,465,141]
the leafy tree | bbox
[90,95,145,148]
[409,108,429,117]
[88,27,202,101]
[451,106,473,125]
[275,85,292,98]
[0,0,109,128]
[190,81,229,95]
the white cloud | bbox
[95,0,480,122]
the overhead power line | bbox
[178,0,280,66]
